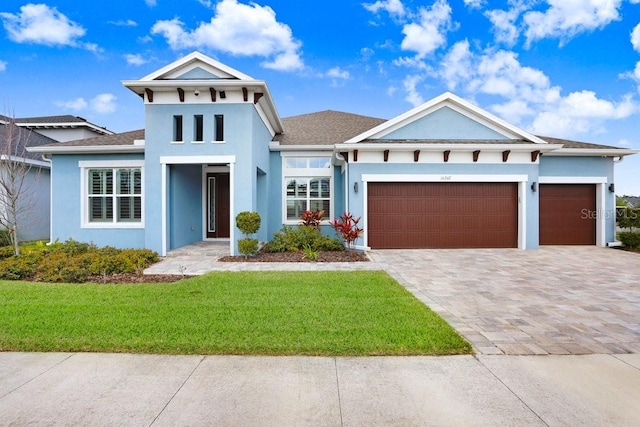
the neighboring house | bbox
[622,196,640,207]
[0,115,112,242]
[28,52,638,255]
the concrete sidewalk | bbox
[1,352,639,426]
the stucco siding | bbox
[384,107,509,140]
[50,153,145,248]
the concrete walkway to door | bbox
[371,246,640,355]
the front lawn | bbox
[0,271,471,356]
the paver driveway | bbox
[370,247,640,355]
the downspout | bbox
[41,154,55,246]
[613,156,624,163]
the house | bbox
[0,115,112,242]
[27,52,638,255]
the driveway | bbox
[370,246,640,355]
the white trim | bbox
[160,155,236,165]
[338,143,561,152]
[28,145,144,154]
[161,164,167,256]
[361,173,529,250]
[0,155,51,168]
[137,51,255,82]
[79,161,145,230]
[229,162,235,256]
[170,141,184,145]
[210,140,226,144]
[79,160,144,168]
[538,176,607,184]
[362,174,528,183]
[269,143,335,151]
[544,148,638,157]
[191,140,205,144]
[16,121,114,136]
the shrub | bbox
[264,226,344,253]
[617,207,640,231]
[300,210,324,230]
[0,245,15,260]
[238,238,259,256]
[236,211,261,235]
[331,212,364,251]
[618,231,640,249]
[0,252,43,280]
[0,229,11,247]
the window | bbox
[215,114,224,141]
[282,156,332,222]
[194,115,203,142]
[81,161,144,228]
[173,115,183,142]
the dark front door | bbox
[206,173,230,238]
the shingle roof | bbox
[0,122,58,161]
[536,136,622,150]
[274,110,386,145]
[40,129,145,147]
[14,115,88,124]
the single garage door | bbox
[367,182,518,249]
[539,184,596,245]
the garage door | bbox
[367,182,518,249]
[539,184,596,245]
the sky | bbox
[0,0,639,195]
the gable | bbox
[173,66,222,80]
[383,106,509,140]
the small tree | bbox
[331,212,364,252]
[236,211,261,256]
[0,114,43,255]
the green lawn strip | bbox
[0,271,472,356]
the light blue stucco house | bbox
[28,52,637,255]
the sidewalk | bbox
[1,352,639,426]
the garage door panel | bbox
[368,182,518,249]
[539,184,595,245]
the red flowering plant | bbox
[299,209,324,231]
[331,212,364,251]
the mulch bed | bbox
[220,249,369,263]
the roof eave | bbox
[544,148,639,157]
[269,142,335,151]
[27,145,144,154]
[336,143,564,152]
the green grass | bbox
[0,271,472,356]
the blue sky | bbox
[1,0,639,195]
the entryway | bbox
[205,173,230,238]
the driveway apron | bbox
[370,246,640,355]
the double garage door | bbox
[367,182,595,249]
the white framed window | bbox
[79,160,144,228]
[282,154,332,224]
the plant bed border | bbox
[220,249,369,263]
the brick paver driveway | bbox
[370,247,640,355]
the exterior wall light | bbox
[609,183,615,193]
[354,182,359,193]
[531,182,537,192]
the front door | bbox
[206,173,230,238]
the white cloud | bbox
[632,23,640,52]
[55,94,116,114]
[403,74,425,106]
[362,0,406,18]
[108,19,137,27]
[0,60,6,72]
[400,0,454,58]
[151,0,303,71]
[0,3,86,46]
[145,0,157,6]
[463,0,485,9]
[56,97,88,111]
[434,42,638,137]
[326,67,350,80]
[485,6,523,46]
[91,93,116,114]
[124,53,148,66]
[523,0,623,46]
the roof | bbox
[27,129,145,154]
[622,196,640,207]
[536,136,621,150]
[0,121,58,162]
[274,110,386,145]
[1,114,113,136]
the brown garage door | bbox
[368,182,518,249]
[539,184,596,245]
